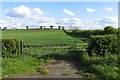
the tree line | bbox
[26,25,65,30]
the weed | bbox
[37,66,49,75]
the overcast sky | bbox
[0,2,118,30]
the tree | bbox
[50,25,54,29]
[26,26,29,29]
[62,26,65,30]
[104,26,116,34]
[43,26,46,29]
[58,26,61,30]
[40,26,42,29]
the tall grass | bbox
[2,55,38,77]
[78,53,119,79]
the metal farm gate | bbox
[20,38,89,57]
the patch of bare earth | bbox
[17,60,83,78]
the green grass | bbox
[2,29,89,78]
[2,55,37,77]
[2,29,71,39]
[79,53,119,79]
[23,42,88,55]
[0,58,2,79]
[2,29,119,79]
[2,29,86,45]
[2,54,53,78]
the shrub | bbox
[104,26,117,34]
[2,38,19,57]
[88,35,119,56]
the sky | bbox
[1,0,120,2]
[0,2,118,30]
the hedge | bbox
[65,27,119,38]
[2,38,19,57]
[88,35,119,56]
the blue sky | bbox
[0,2,118,29]
[2,2,118,20]
[1,0,120,2]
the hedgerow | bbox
[88,35,119,56]
[2,38,19,58]
[65,26,119,38]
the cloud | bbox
[6,5,32,18]
[58,16,118,30]
[86,8,96,12]
[6,5,44,18]
[100,7,112,11]
[59,17,81,27]
[1,5,117,30]
[33,8,43,15]
[0,19,23,29]
[96,16,118,28]
[3,5,56,29]
[0,20,8,28]
[63,9,76,16]
[1,16,118,30]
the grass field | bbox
[2,29,119,79]
[2,29,85,45]
[2,29,88,78]
[2,29,71,39]
[2,54,54,78]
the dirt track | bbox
[17,60,83,78]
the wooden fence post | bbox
[20,41,22,54]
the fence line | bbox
[20,38,89,56]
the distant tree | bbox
[43,26,46,29]
[40,26,42,29]
[50,25,54,29]
[0,27,1,30]
[26,26,29,29]
[62,26,65,30]
[58,26,61,30]
[104,26,116,34]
